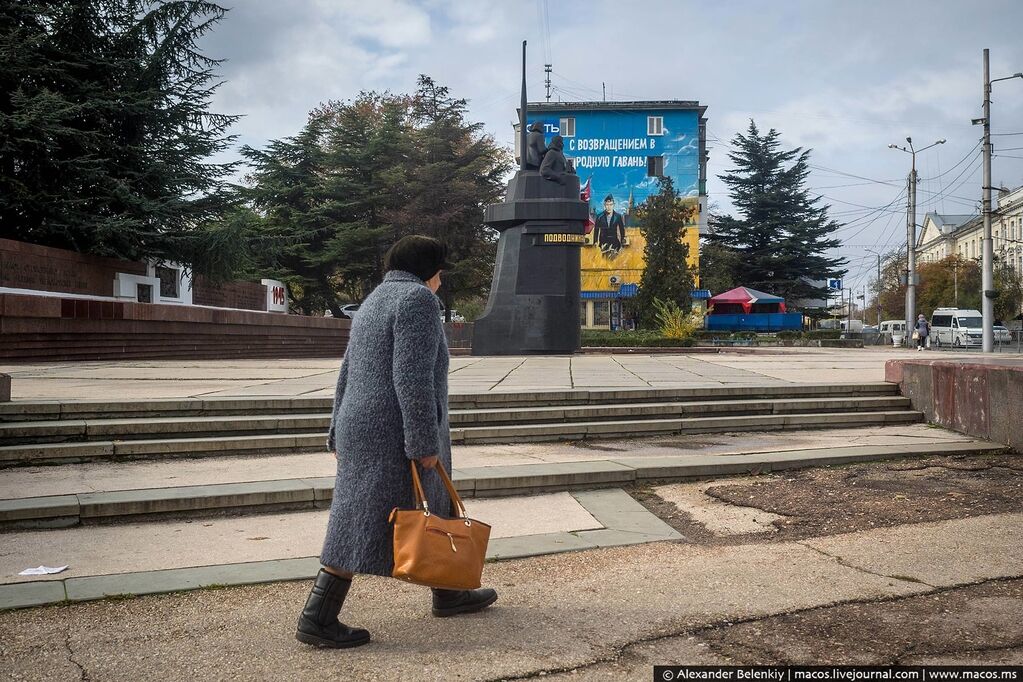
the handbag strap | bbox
[408,460,468,519]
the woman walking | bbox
[296,236,497,649]
[915,314,930,351]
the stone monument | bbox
[472,42,589,356]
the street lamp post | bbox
[974,49,1023,353]
[888,137,945,346]
[866,248,883,325]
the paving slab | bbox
[804,512,1023,587]
[0,493,611,587]
[6,349,1014,401]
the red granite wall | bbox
[0,292,349,362]
[192,276,267,311]
[886,358,1023,453]
[0,238,146,296]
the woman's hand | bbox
[420,455,439,469]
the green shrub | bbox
[652,298,702,339]
[804,329,841,340]
[580,330,695,347]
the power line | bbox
[918,141,981,181]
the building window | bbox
[155,265,180,299]
[647,116,664,136]
[560,117,575,138]
[580,301,588,326]
[593,300,611,328]
[647,155,664,177]
[137,283,153,303]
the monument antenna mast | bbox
[520,40,528,172]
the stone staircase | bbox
[1,381,1011,612]
[0,383,920,465]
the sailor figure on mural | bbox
[594,194,626,257]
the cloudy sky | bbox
[199,0,1023,294]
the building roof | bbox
[926,213,976,230]
[527,100,707,116]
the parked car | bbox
[929,308,983,348]
[439,307,466,323]
[994,325,1012,343]
[879,319,907,347]
[339,304,360,319]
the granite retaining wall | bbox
[885,357,1023,452]
[0,291,350,362]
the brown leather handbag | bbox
[389,461,491,590]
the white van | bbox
[929,308,983,348]
[879,319,907,346]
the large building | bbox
[519,101,708,329]
[917,185,1023,275]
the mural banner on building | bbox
[528,108,701,294]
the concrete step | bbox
[0,396,912,444]
[0,382,899,422]
[0,440,1006,530]
[0,410,924,466]
[452,410,924,444]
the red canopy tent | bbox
[708,286,787,314]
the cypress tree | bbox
[709,120,846,302]
[634,176,696,327]
[0,1,240,274]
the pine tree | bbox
[393,76,511,319]
[634,176,696,327]
[0,1,240,274]
[709,121,846,303]
[240,78,511,316]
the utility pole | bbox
[981,48,994,353]
[544,63,552,102]
[907,168,916,342]
[867,249,883,324]
[976,49,1023,352]
[889,137,945,345]
[846,288,852,331]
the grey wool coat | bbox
[321,270,452,576]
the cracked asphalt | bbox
[2,456,1022,680]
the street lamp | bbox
[888,137,945,346]
[865,248,884,324]
[974,49,1023,353]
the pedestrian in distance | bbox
[296,235,498,649]
[914,314,930,351]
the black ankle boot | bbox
[431,587,498,617]
[296,570,371,648]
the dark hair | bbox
[604,194,614,202]
[383,235,452,282]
